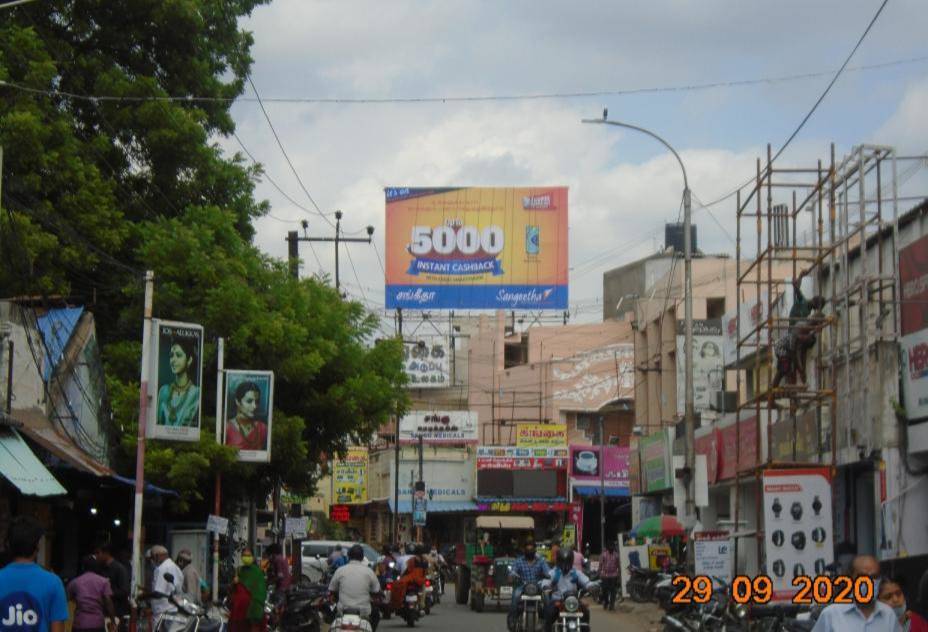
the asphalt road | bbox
[376,586,619,632]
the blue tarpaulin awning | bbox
[388,499,478,514]
[110,474,179,497]
[572,486,629,498]
[0,427,67,497]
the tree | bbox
[0,1,409,510]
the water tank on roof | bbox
[665,223,697,255]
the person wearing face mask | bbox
[879,577,928,632]
[507,542,550,631]
[228,548,267,632]
[811,555,901,632]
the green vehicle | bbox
[455,516,536,612]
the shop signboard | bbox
[900,233,928,427]
[693,531,732,583]
[394,456,474,508]
[399,410,478,444]
[568,445,629,487]
[148,320,204,442]
[677,319,724,416]
[639,431,671,492]
[718,415,758,480]
[475,500,574,512]
[330,505,351,523]
[516,423,567,448]
[333,447,368,504]
[762,468,833,601]
[385,187,568,309]
[628,445,641,495]
[476,445,569,470]
[403,336,451,388]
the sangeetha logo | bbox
[0,592,42,629]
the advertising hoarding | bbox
[762,468,833,601]
[384,187,568,309]
[568,445,630,487]
[149,320,204,442]
[901,234,928,424]
[333,447,368,504]
[403,336,451,388]
[693,531,732,583]
[516,423,567,448]
[677,319,724,416]
[476,445,569,470]
[223,369,274,462]
[399,410,478,444]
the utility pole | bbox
[285,212,374,291]
[130,270,154,631]
[416,434,425,544]
[212,337,224,603]
[393,309,402,545]
[599,415,605,555]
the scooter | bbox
[150,573,225,632]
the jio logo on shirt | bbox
[0,592,42,629]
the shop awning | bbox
[109,474,179,497]
[572,486,630,498]
[0,427,67,497]
[387,499,478,514]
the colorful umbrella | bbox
[630,514,685,538]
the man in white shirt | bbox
[149,545,183,617]
[811,555,902,632]
[329,546,382,630]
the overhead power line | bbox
[0,54,924,105]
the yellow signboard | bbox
[516,423,567,448]
[333,447,368,504]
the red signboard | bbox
[329,505,351,523]
[475,501,574,512]
[718,417,758,480]
[695,429,720,484]
[900,233,928,336]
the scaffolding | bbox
[731,143,925,571]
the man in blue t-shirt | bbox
[0,516,69,632]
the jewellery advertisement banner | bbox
[148,319,204,442]
[223,369,274,462]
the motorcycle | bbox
[626,566,661,603]
[149,573,225,632]
[267,583,328,632]
[512,581,544,632]
[396,584,423,627]
[424,577,435,614]
[550,587,596,632]
[380,562,400,620]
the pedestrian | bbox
[599,541,620,611]
[0,516,69,632]
[67,555,117,632]
[329,545,347,571]
[148,545,183,619]
[548,540,561,564]
[175,550,202,606]
[878,576,928,632]
[571,546,585,572]
[265,543,292,592]
[810,555,901,632]
[228,547,267,632]
[94,544,130,630]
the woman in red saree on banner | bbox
[226,381,268,451]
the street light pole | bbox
[581,116,695,526]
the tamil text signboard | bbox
[399,410,478,444]
[385,187,568,309]
[403,336,451,388]
[568,445,629,488]
[476,445,569,470]
[516,423,567,448]
[333,447,368,504]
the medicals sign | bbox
[385,187,568,309]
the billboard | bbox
[568,445,630,487]
[384,187,568,309]
[149,320,204,441]
[901,234,928,424]
[398,410,478,444]
[403,336,451,388]
[677,319,724,416]
[762,468,833,601]
[223,370,274,462]
[516,423,567,448]
[333,447,368,504]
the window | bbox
[706,297,726,320]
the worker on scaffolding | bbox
[772,270,826,390]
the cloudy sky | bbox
[224,0,928,330]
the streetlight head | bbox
[366,225,374,236]
[301,219,309,230]
[335,210,343,220]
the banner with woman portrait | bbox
[223,370,274,462]
[148,320,204,441]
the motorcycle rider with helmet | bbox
[507,542,551,631]
[329,544,382,631]
[542,549,595,632]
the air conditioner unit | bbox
[712,391,738,413]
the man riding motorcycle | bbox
[508,542,551,631]
[542,550,595,632]
[328,544,383,632]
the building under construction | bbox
[731,143,928,585]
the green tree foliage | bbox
[0,1,409,509]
